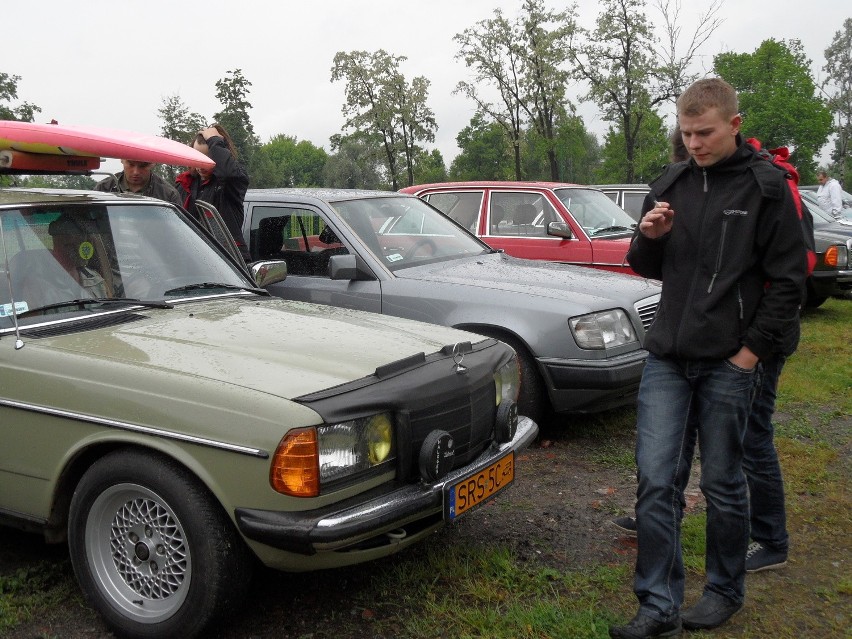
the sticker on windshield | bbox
[386,253,404,262]
[77,241,95,261]
[0,301,29,317]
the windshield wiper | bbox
[591,225,635,236]
[16,298,174,319]
[163,282,266,296]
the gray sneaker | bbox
[745,541,788,573]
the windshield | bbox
[553,188,637,236]
[330,196,490,271]
[0,202,254,327]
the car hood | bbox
[396,252,661,305]
[40,296,478,399]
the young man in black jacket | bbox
[609,78,808,639]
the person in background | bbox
[608,78,807,639]
[175,124,250,261]
[95,159,183,207]
[816,170,843,219]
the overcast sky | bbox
[4,0,849,172]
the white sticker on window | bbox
[386,253,404,262]
[0,301,29,317]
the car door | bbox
[245,202,382,313]
[487,189,594,264]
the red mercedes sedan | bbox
[400,182,638,275]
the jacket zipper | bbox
[738,284,744,320]
[703,168,708,192]
[708,217,728,293]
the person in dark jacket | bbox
[95,159,183,207]
[175,124,250,261]
[609,78,808,639]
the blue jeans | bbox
[634,353,756,621]
[743,353,788,554]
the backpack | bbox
[746,138,817,276]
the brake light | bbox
[270,427,320,497]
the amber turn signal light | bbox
[270,427,320,497]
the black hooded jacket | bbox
[626,137,807,362]
[176,136,250,260]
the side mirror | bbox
[251,260,287,287]
[547,221,573,239]
[328,254,359,280]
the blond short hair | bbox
[677,78,739,119]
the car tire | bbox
[472,329,548,424]
[68,449,253,639]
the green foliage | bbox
[822,18,852,186]
[322,132,389,190]
[411,148,448,185]
[331,50,436,189]
[714,39,833,183]
[0,72,40,122]
[212,68,260,166]
[157,93,206,181]
[450,113,514,180]
[249,134,327,188]
[596,109,669,183]
[6,174,96,190]
[522,113,602,183]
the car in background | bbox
[592,184,650,222]
[0,186,537,638]
[241,188,661,422]
[798,189,852,305]
[399,182,638,275]
[800,184,852,224]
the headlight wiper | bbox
[16,297,174,319]
[163,282,267,296]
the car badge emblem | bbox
[452,342,468,374]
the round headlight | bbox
[366,414,394,465]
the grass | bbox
[0,560,77,634]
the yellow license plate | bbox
[446,452,514,521]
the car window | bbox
[330,196,489,271]
[250,205,349,277]
[424,191,483,232]
[553,188,637,236]
[489,192,558,237]
[0,203,251,327]
[623,192,648,220]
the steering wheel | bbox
[407,238,438,258]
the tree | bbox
[823,18,852,186]
[0,72,41,122]
[714,39,833,183]
[249,134,327,188]
[331,50,437,190]
[157,93,206,181]
[517,0,578,180]
[526,113,602,184]
[454,10,525,179]
[567,0,723,182]
[449,114,514,181]
[596,109,669,183]
[322,132,388,190]
[213,69,259,166]
[15,174,96,190]
[411,149,448,185]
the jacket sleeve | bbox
[206,136,249,197]
[625,192,667,280]
[743,184,808,360]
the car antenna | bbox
[0,219,24,349]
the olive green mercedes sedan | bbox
[0,188,536,638]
